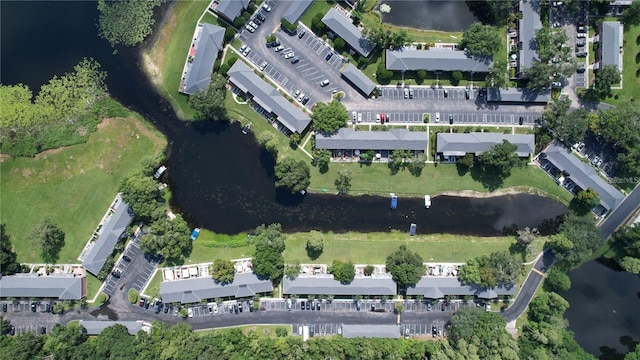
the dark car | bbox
[8,325,15,336]
[325,52,333,61]
[441,302,446,311]
[576,66,586,73]
[378,87,382,96]
[291,56,299,64]
[256,12,265,21]
[164,304,170,314]
[519,116,524,125]
[2,303,7,312]
[310,325,315,336]
[249,303,254,312]
[465,89,470,99]
[302,96,309,105]
[31,302,37,312]
[432,326,438,338]
[144,299,150,309]
[443,89,448,98]
[45,302,51,313]
[371,303,375,311]
[122,255,131,262]
[112,268,122,278]
[356,302,361,311]
[576,51,588,57]
[239,303,243,313]
[298,29,306,38]
[139,299,145,307]
[311,301,316,310]
[39,327,46,335]
[306,301,311,310]
[301,301,306,310]
[449,114,454,124]
[154,301,162,314]
[234,303,239,314]
[316,302,320,311]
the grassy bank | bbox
[186,231,515,265]
[143,1,210,119]
[0,115,166,263]
[605,23,640,106]
[196,325,290,337]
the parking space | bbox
[379,86,471,101]
[292,323,342,336]
[348,110,540,125]
[103,230,149,295]
[259,299,468,313]
[300,30,347,71]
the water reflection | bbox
[380,0,478,32]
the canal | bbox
[380,0,478,32]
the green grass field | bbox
[144,1,210,119]
[85,275,103,301]
[0,115,166,263]
[196,325,290,337]
[605,24,640,106]
[144,270,163,299]
[300,0,334,29]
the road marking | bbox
[532,268,546,276]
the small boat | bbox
[190,228,201,241]
[154,165,167,179]
[424,195,431,208]
[390,193,398,210]
[242,123,251,134]
[409,223,417,236]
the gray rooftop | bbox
[386,49,492,72]
[228,61,311,133]
[315,128,429,151]
[406,277,516,299]
[79,320,145,336]
[342,324,401,339]
[437,133,535,157]
[600,21,622,72]
[160,272,273,304]
[83,199,133,276]
[322,7,374,56]
[544,140,625,211]
[282,0,314,24]
[486,87,551,103]
[519,0,542,70]
[340,63,377,95]
[283,276,396,296]
[216,0,249,21]
[183,24,226,95]
[0,274,85,300]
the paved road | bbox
[501,250,554,322]
[600,183,640,240]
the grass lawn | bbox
[307,162,573,205]
[85,275,103,301]
[143,1,210,119]
[196,325,290,337]
[0,115,166,263]
[604,23,640,106]
[144,270,163,299]
[300,0,334,29]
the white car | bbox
[284,52,295,59]
[239,44,247,53]
[435,112,440,122]
[376,113,380,123]
[262,3,271,12]
[259,61,268,71]
[294,89,301,97]
[242,46,251,56]
[187,308,193,318]
[297,92,305,102]
[320,79,330,87]
[245,25,255,33]
[274,45,284,52]
[249,21,259,29]
[357,113,362,123]
[352,111,357,123]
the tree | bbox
[488,57,509,89]
[284,260,301,279]
[395,303,404,314]
[476,140,520,186]
[548,108,589,145]
[312,148,330,172]
[525,60,555,91]
[311,13,325,33]
[570,187,600,215]
[364,264,375,276]
[623,0,640,25]
[211,259,235,283]
[333,37,346,51]
[385,245,425,291]
[487,251,521,285]
[335,169,352,194]
[544,267,571,291]
[140,214,192,264]
[119,172,162,220]
[44,323,88,359]
[258,132,279,158]
[457,153,474,169]
[252,223,286,253]
[0,224,21,275]
[311,100,348,134]
[252,224,286,283]
[97,0,163,47]
[451,71,463,86]
[306,235,324,257]
[328,260,355,284]
[593,65,621,98]
[459,258,483,285]
[549,214,601,267]
[224,27,236,42]
[447,307,518,359]
[516,227,538,247]
[188,74,227,121]
[376,61,394,84]
[28,219,65,263]
[460,22,501,57]
[465,0,518,25]
[274,158,310,194]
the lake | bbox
[380,0,478,32]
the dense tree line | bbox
[97,0,164,48]
[251,223,286,284]
[546,213,601,268]
[187,74,227,122]
[465,0,517,26]
[459,251,521,288]
[0,321,439,360]
[459,22,502,58]
[525,28,576,90]
[611,224,640,274]
[0,59,122,157]
[0,224,21,275]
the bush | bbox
[219,64,231,76]
[311,13,325,33]
[275,327,288,337]
[334,38,346,51]
[451,71,463,85]
[423,113,430,123]
[266,33,277,44]
[376,62,393,84]
[128,289,140,304]
[224,27,236,43]
[97,293,109,305]
[281,18,298,33]
[416,70,426,84]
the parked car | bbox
[173,307,179,316]
[274,45,284,52]
[2,303,7,312]
[164,305,170,314]
[122,255,131,262]
[31,302,37,312]
[576,51,588,57]
[45,302,51,313]
[403,88,409,99]
[290,56,299,64]
[357,113,362,123]
[427,303,432,311]
[465,89,470,99]
[325,52,333,61]
[449,114,454,124]
[8,325,15,336]
[256,12,265,21]
[311,301,316,311]
[139,299,145,307]
[435,112,440,122]
[234,303,239,314]
[298,29,306,38]
[371,303,375,311]
[302,96,309,105]
[240,44,247,53]
[301,301,306,310]
[577,32,587,38]
[380,113,386,124]
[242,46,251,56]
[262,3,271,12]
[485,303,491,312]
[154,301,162,314]
[378,87,382,97]
[297,92,305,102]
[245,25,255,33]
[576,40,586,47]
[443,89,448,98]
[552,22,561,28]
[316,302,320,311]
[306,302,310,310]
[252,18,261,26]
[576,64,586,73]
[144,299,150,309]
[409,88,414,99]
[577,26,587,33]
[432,326,438,337]
[356,301,361,311]
[259,61,268,71]
[551,81,562,88]
[249,302,254,312]
[287,299,292,311]
[112,268,122,278]
[188,307,194,317]
[320,79,330,87]
[519,116,524,125]
[352,111,357,124]
[284,52,295,59]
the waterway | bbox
[380,0,478,32]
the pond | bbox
[379,0,478,32]
[562,260,640,359]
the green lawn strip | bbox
[144,271,163,299]
[605,23,640,106]
[307,162,572,204]
[196,325,290,337]
[85,275,103,301]
[283,232,514,263]
[1,116,166,263]
[201,11,227,27]
[514,127,534,134]
[152,1,209,119]
[300,0,333,28]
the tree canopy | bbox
[187,74,228,121]
[211,259,235,283]
[622,0,640,25]
[385,245,425,291]
[274,158,311,194]
[119,172,163,220]
[447,307,519,359]
[459,251,521,288]
[306,232,324,259]
[252,224,286,283]
[460,22,501,57]
[465,0,518,25]
[97,0,164,47]
[476,140,520,189]
[570,187,600,215]
[328,260,356,284]
[592,65,621,98]
[547,213,601,267]
[0,224,21,275]
[140,214,192,264]
[28,218,65,263]
[311,100,348,134]
[335,169,352,194]
[611,224,640,274]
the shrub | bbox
[97,293,109,305]
[266,33,277,44]
[423,113,430,123]
[280,18,298,33]
[275,327,288,337]
[219,64,231,76]
[451,71,463,85]
[128,289,140,304]
[224,27,236,43]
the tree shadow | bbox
[318,163,329,174]
[456,163,470,176]
[306,246,322,260]
[388,161,402,175]
[409,165,423,177]
[470,165,505,191]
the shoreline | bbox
[308,186,551,200]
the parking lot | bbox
[379,86,472,101]
[289,321,448,338]
[348,110,541,125]
[2,301,58,335]
[260,299,469,313]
